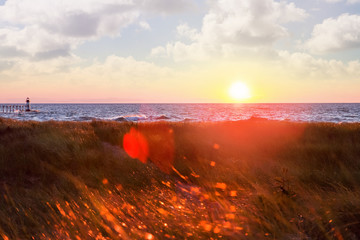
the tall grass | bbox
[0,118,359,239]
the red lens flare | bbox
[123,127,149,163]
[123,125,175,174]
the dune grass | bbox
[0,118,360,239]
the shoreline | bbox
[1,116,360,124]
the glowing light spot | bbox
[210,161,216,167]
[223,222,231,229]
[200,221,212,231]
[226,213,235,219]
[145,233,154,240]
[229,81,251,101]
[230,191,237,197]
[214,226,221,234]
[56,203,66,217]
[102,178,109,185]
[213,143,220,149]
[114,225,123,234]
[123,128,149,163]
[157,208,169,216]
[190,187,201,195]
[215,182,227,190]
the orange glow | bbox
[213,226,221,234]
[140,124,175,174]
[230,191,237,197]
[200,221,212,232]
[123,128,149,163]
[215,182,227,190]
[102,178,109,185]
[145,233,154,240]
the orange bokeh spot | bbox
[213,226,221,234]
[102,178,109,185]
[145,233,154,240]
[215,182,227,190]
[123,128,149,163]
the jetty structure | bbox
[26,97,31,112]
[0,98,31,113]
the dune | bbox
[0,118,359,239]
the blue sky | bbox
[0,0,360,103]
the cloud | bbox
[0,54,187,102]
[322,0,360,3]
[0,0,192,60]
[152,0,307,61]
[0,60,13,72]
[323,0,342,3]
[138,21,151,31]
[176,24,199,41]
[278,51,360,80]
[0,45,28,59]
[140,0,194,15]
[1,54,174,82]
[305,14,360,53]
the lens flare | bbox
[123,128,149,163]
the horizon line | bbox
[1,102,360,104]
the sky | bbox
[0,0,360,103]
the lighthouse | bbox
[25,97,31,112]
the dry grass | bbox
[0,118,360,239]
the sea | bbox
[0,103,359,123]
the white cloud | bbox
[176,24,199,41]
[139,21,151,31]
[152,0,307,61]
[0,54,185,102]
[0,0,192,60]
[305,14,360,53]
[1,54,173,81]
[278,51,360,80]
[79,55,173,84]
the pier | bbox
[1,104,26,113]
[1,98,31,113]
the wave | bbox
[77,116,98,121]
[113,114,148,122]
[154,115,171,120]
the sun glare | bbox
[229,81,251,101]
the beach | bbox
[0,118,359,239]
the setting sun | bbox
[229,82,251,101]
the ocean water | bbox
[0,103,359,123]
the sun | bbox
[229,81,251,101]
